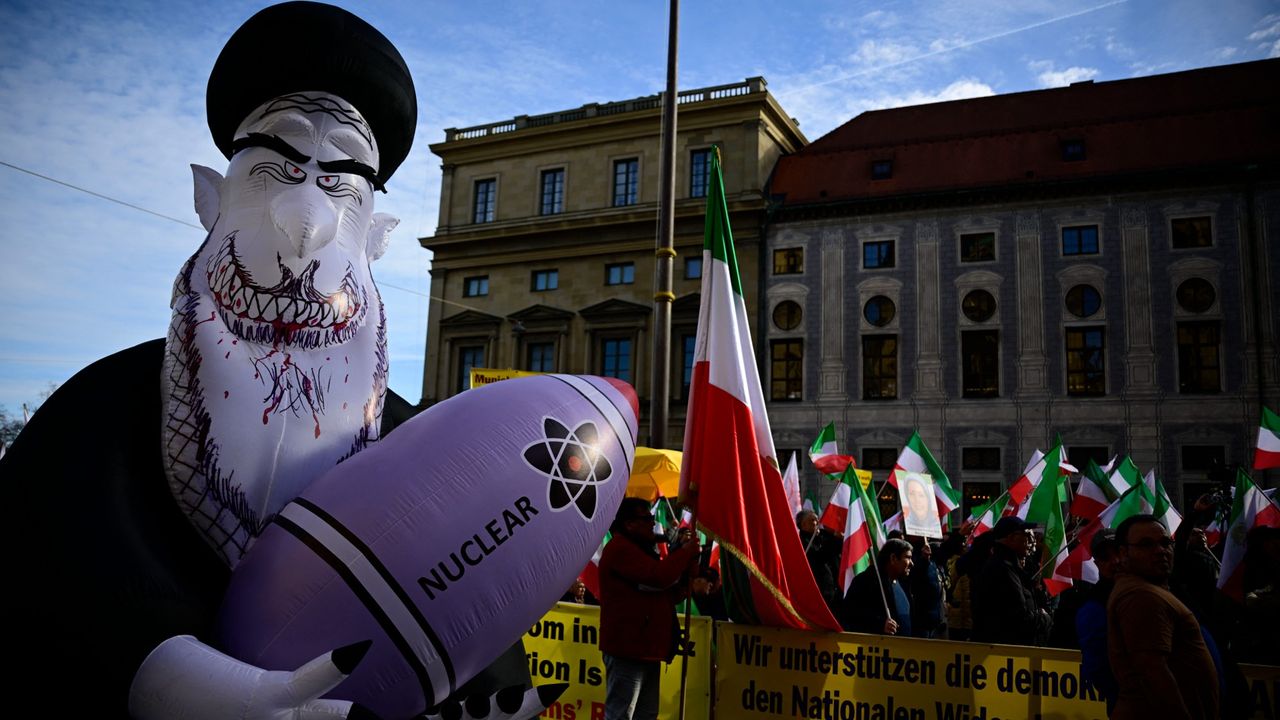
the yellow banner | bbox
[718,623,1103,720]
[855,468,872,490]
[468,367,541,388]
[524,602,713,720]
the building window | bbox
[1062,225,1099,256]
[600,337,633,383]
[1065,326,1106,396]
[1070,446,1111,469]
[1181,445,1226,472]
[962,447,1001,471]
[473,179,496,223]
[773,248,803,275]
[526,342,555,372]
[457,345,485,393]
[1065,284,1101,318]
[961,289,997,323]
[1171,216,1212,248]
[531,269,558,292]
[871,160,892,180]
[463,276,489,297]
[539,169,564,215]
[613,158,639,207]
[690,149,711,198]
[773,300,803,331]
[1176,278,1215,314]
[605,262,635,285]
[769,340,803,401]
[863,240,895,269]
[681,333,696,397]
[960,232,996,263]
[862,335,898,400]
[1061,139,1086,162]
[685,256,702,280]
[864,296,895,327]
[962,330,999,398]
[861,448,898,470]
[1178,321,1220,394]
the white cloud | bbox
[850,39,919,66]
[1212,46,1240,60]
[1036,65,1099,87]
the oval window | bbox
[1176,278,1215,314]
[962,289,996,322]
[1065,284,1101,318]
[864,296,896,327]
[772,300,803,330]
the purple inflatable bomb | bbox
[217,374,639,718]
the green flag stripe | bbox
[704,148,742,297]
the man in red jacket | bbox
[598,497,700,720]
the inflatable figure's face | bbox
[209,92,384,349]
[163,92,396,565]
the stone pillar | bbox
[819,229,846,400]
[914,220,944,399]
[1120,204,1160,469]
[437,164,456,231]
[422,267,447,405]
[1014,211,1049,458]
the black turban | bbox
[207,1,417,185]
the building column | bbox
[819,229,846,401]
[914,220,944,399]
[422,267,447,405]
[1120,204,1160,470]
[1015,211,1049,458]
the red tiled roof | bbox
[771,59,1280,206]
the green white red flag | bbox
[1070,457,1117,520]
[1143,470,1182,536]
[579,531,610,599]
[679,150,840,632]
[1021,447,1072,595]
[837,464,886,593]
[971,494,1011,539]
[1106,456,1142,498]
[1053,484,1142,584]
[894,431,960,517]
[781,451,803,517]
[1217,470,1280,602]
[1254,406,1280,469]
[810,422,855,476]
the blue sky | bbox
[0,0,1276,415]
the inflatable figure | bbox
[2,3,612,717]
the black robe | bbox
[2,339,525,716]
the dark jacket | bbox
[909,556,944,637]
[598,533,699,662]
[801,529,841,611]
[1075,579,1117,712]
[840,568,911,636]
[972,543,1049,645]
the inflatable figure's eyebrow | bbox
[231,133,311,164]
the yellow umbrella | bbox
[627,447,682,502]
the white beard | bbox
[162,230,387,567]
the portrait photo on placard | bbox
[896,470,942,539]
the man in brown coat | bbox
[1107,514,1218,719]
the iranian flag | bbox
[810,422,855,476]
[1217,470,1280,602]
[882,511,903,536]
[1008,444,1068,519]
[818,467,871,533]
[894,431,961,517]
[679,149,840,631]
[781,451,803,518]
[1054,484,1142,584]
[1254,406,1280,470]
[1107,456,1142,498]
[837,464,886,593]
[1022,452,1072,596]
[970,494,1011,539]
[1070,457,1117,520]
[1143,470,1182,536]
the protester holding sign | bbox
[840,539,913,636]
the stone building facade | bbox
[420,78,806,445]
[762,59,1280,516]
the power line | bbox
[1,158,445,303]
[1,159,204,230]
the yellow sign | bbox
[523,602,713,720]
[468,367,541,388]
[855,468,872,491]
[718,623,1113,719]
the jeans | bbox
[602,652,661,720]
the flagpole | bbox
[648,0,680,452]
[865,546,895,629]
